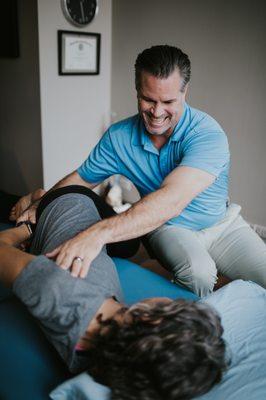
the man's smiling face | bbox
[137,69,187,138]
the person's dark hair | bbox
[135,45,191,93]
[85,299,228,400]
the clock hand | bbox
[80,0,85,22]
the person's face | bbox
[137,69,188,138]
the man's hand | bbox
[46,229,105,278]
[9,189,46,223]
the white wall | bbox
[0,0,43,195]
[37,0,112,188]
[112,0,266,225]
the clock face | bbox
[61,0,98,27]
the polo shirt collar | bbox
[141,119,160,154]
[132,116,159,154]
[169,102,188,143]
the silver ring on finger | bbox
[73,256,84,263]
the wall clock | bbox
[61,0,98,27]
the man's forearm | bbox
[86,185,183,245]
[84,166,215,246]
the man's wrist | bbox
[85,221,112,246]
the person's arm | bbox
[10,171,98,224]
[46,166,215,278]
[0,225,35,286]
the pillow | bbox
[50,373,110,400]
[51,280,266,400]
[197,280,266,399]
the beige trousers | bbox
[146,204,266,297]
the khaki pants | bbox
[146,204,266,297]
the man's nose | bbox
[151,103,163,117]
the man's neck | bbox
[149,134,170,150]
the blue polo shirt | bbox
[78,104,230,230]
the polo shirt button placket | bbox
[159,146,169,177]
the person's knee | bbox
[173,255,217,297]
[192,260,217,297]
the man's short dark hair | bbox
[85,299,228,400]
[135,45,191,93]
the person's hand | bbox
[9,188,46,222]
[46,229,105,278]
[9,193,32,222]
[16,202,39,225]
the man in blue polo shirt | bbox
[12,45,266,297]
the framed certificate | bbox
[58,30,101,75]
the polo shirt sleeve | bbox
[179,129,230,178]
[77,130,119,183]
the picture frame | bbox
[58,30,101,75]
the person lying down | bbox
[0,189,227,400]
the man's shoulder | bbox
[186,104,225,135]
[96,114,140,159]
[109,114,140,137]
